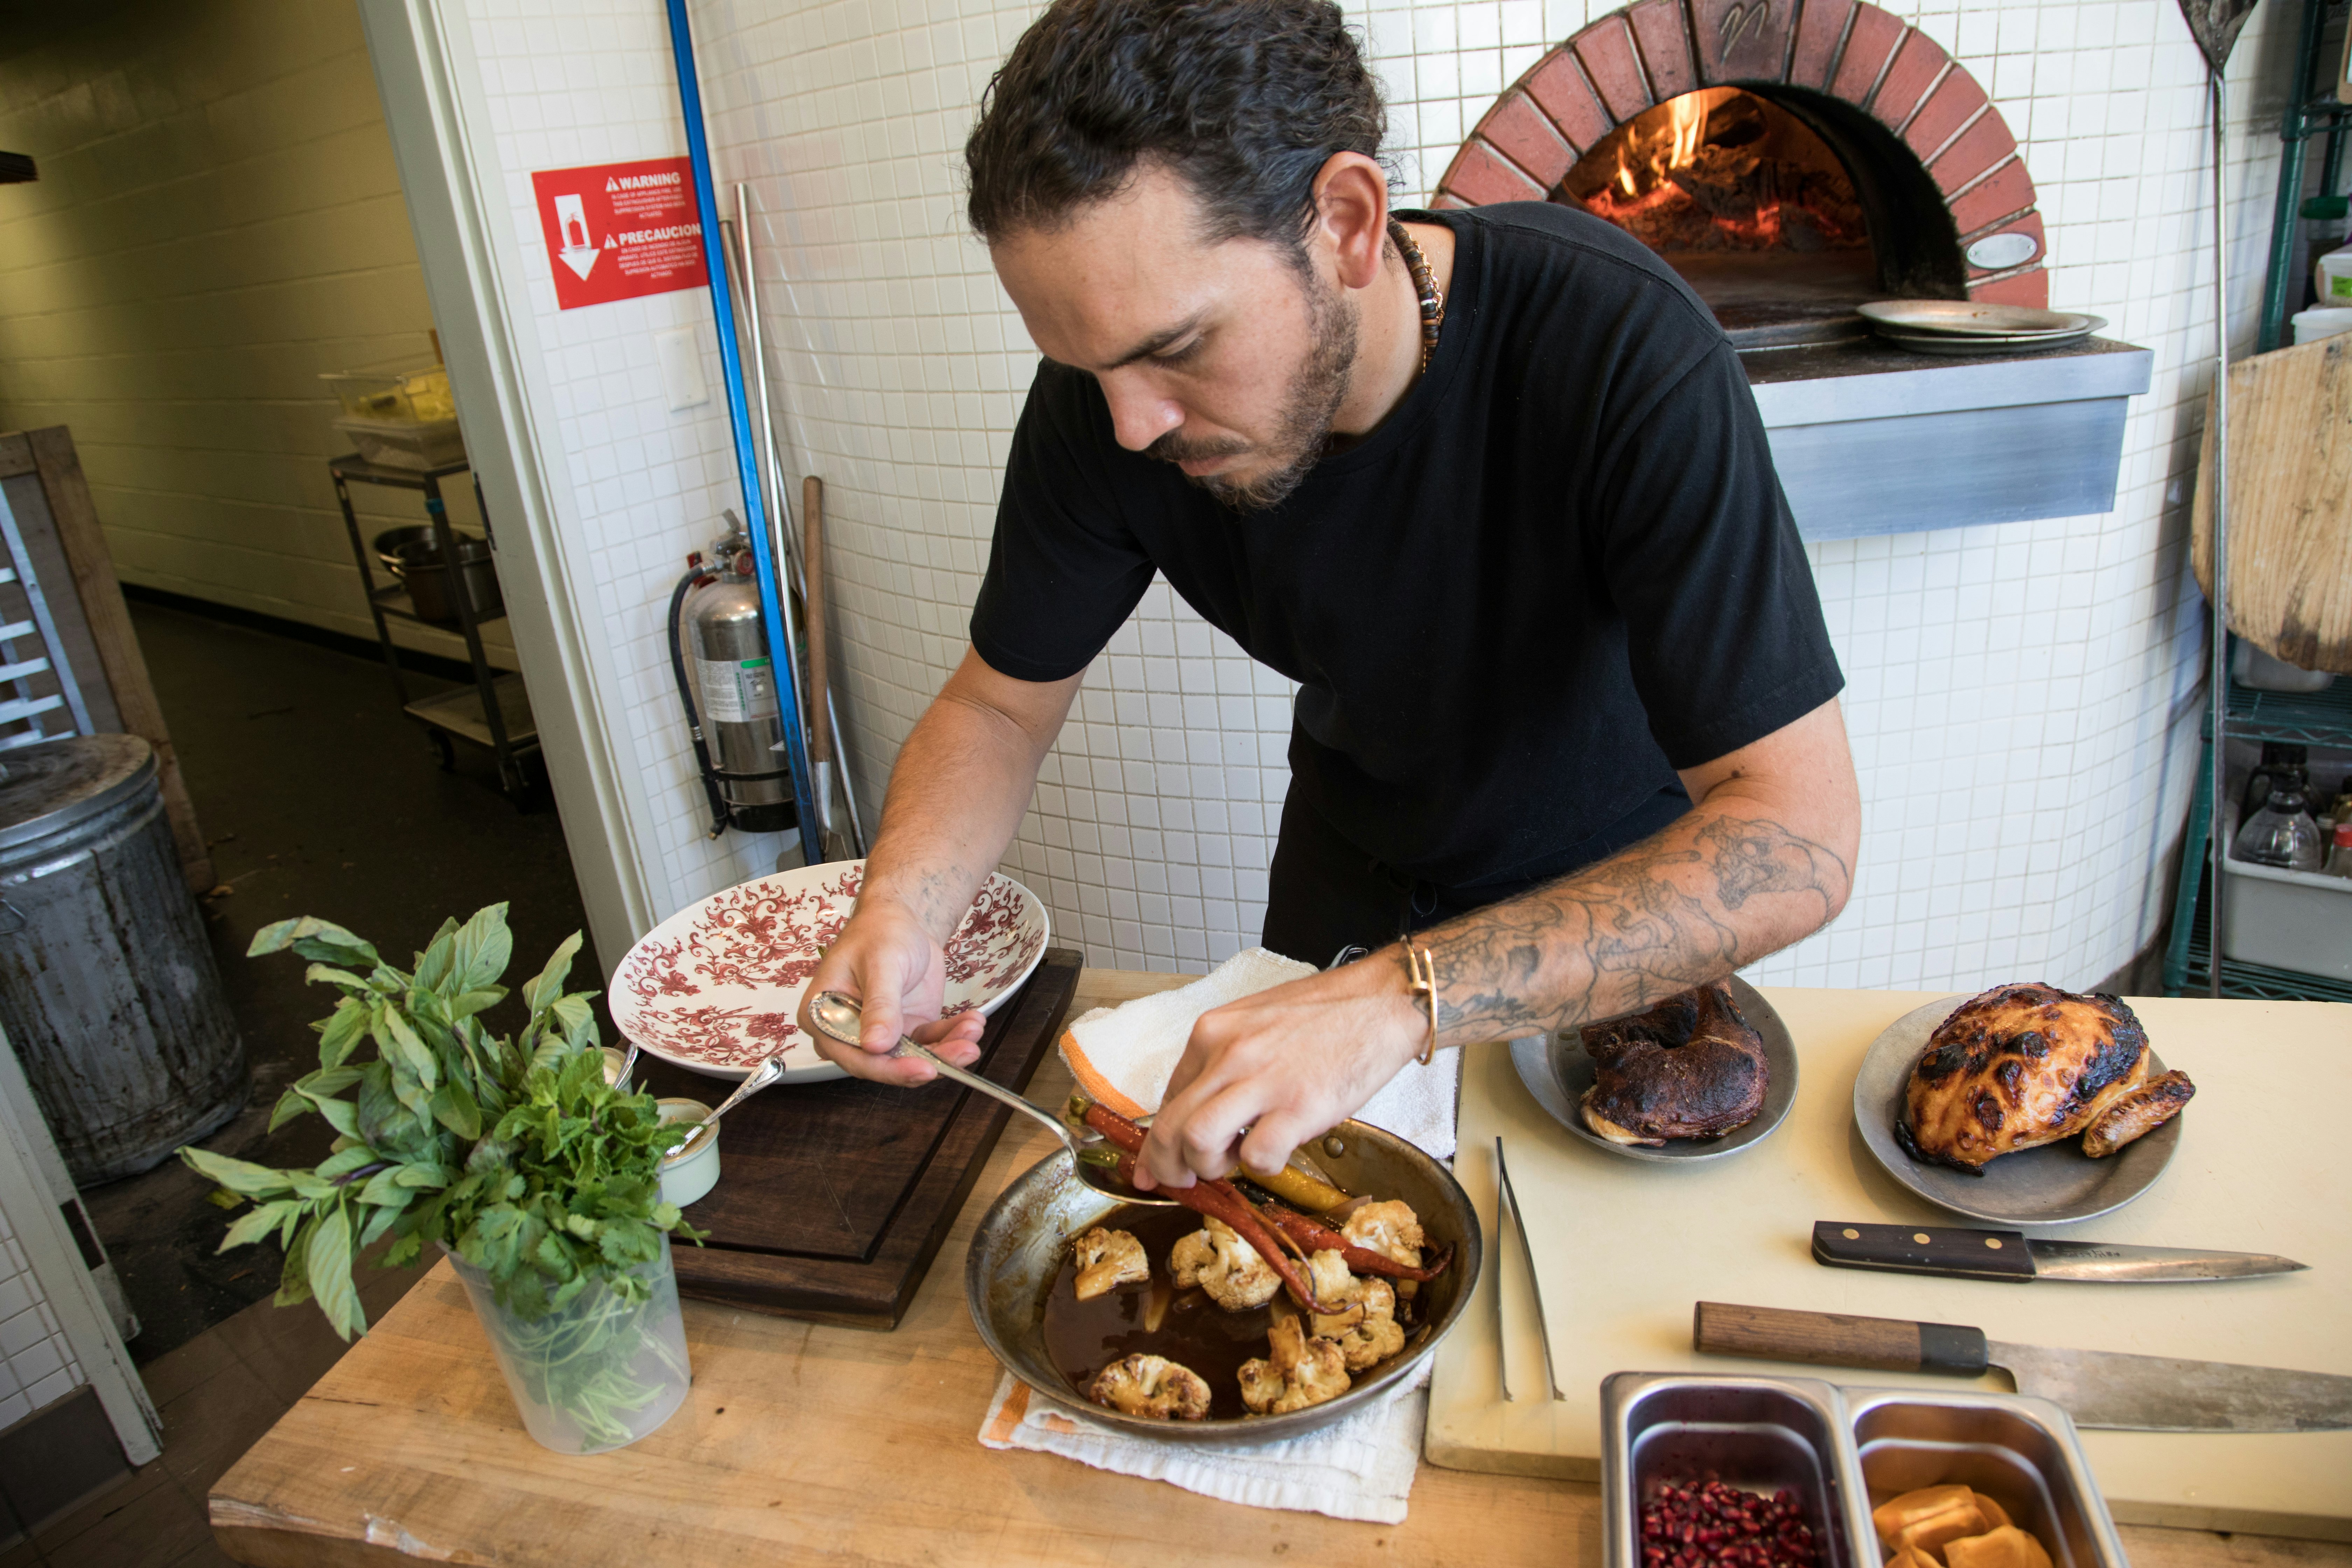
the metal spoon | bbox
[664,1052,784,1158]
[806,990,1178,1205]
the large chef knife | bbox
[1811,1220,2309,1283]
[1693,1301,2352,1432]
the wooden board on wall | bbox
[2191,336,2352,675]
[0,427,214,891]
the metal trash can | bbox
[0,735,244,1184]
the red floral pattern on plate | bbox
[610,862,1049,1081]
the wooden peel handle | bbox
[1694,1301,1990,1375]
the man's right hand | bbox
[797,892,987,1086]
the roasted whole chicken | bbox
[1896,983,2191,1173]
[1580,982,1769,1144]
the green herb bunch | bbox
[180,904,701,1342]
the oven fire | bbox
[1564,87,1868,258]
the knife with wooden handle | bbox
[1693,1301,2352,1431]
[1811,1220,2309,1282]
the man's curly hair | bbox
[964,0,1387,252]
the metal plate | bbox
[1852,996,2182,1225]
[1858,301,2108,337]
[1873,329,2098,357]
[965,1119,1481,1444]
[1509,977,1799,1162]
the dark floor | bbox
[79,600,600,1364]
[0,1244,430,1568]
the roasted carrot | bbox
[1256,1200,1455,1282]
[1075,1097,1353,1214]
[1078,1147,1339,1314]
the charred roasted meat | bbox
[2081,1069,2195,1157]
[1896,983,2185,1173]
[1579,982,1768,1145]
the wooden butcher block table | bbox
[208,972,2343,1567]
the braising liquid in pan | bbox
[1041,1204,1274,1420]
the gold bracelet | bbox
[1404,945,1439,1067]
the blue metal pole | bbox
[664,0,824,865]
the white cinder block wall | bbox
[0,0,514,669]
[450,0,2284,990]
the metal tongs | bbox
[1494,1134,1565,1401]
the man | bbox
[799,0,1860,1194]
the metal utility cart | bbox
[329,453,539,803]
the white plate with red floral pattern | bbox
[609,860,1051,1083]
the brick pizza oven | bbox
[1423,0,2149,540]
[1434,0,2050,348]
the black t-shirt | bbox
[970,201,1843,889]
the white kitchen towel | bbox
[1057,947,1458,1158]
[977,1368,1429,1524]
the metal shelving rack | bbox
[2256,0,2352,352]
[330,453,539,803]
[2162,648,2352,1000]
[2160,0,2350,999]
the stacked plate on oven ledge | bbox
[1860,299,2106,355]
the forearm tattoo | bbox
[1423,814,1849,1040]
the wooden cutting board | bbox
[1426,988,2352,1540]
[2192,334,2352,673]
[632,947,1080,1329]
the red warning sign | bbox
[529,157,709,311]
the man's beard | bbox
[1144,272,1357,513]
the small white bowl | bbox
[656,1098,719,1208]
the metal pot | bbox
[371,525,434,576]
[965,1118,1483,1445]
[394,532,502,623]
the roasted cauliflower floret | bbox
[1238,1314,1352,1415]
[1168,1216,1281,1311]
[1305,1250,1406,1371]
[1069,1226,1150,1302]
[1087,1353,1211,1420]
[1342,1199,1425,1269]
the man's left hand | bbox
[1135,958,1426,1189]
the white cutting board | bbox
[1426,988,2352,1540]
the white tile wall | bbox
[0,1197,85,1429]
[455,0,2286,992]
[455,0,799,912]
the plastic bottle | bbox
[2234,783,2324,872]
[2319,234,2352,308]
[2308,195,2351,307]
[2325,822,2352,880]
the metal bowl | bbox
[965,1118,1482,1445]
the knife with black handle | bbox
[1811,1220,2308,1283]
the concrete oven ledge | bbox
[1745,337,2154,542]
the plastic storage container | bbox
[334,414,465,471]
[443,1233,692,1454]
[320,362,455,422]
[2221,801,2352,980]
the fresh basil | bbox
[183,904,702,1346]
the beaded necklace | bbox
[1387,217,1445,376]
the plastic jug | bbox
[2319,236,2352,306]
